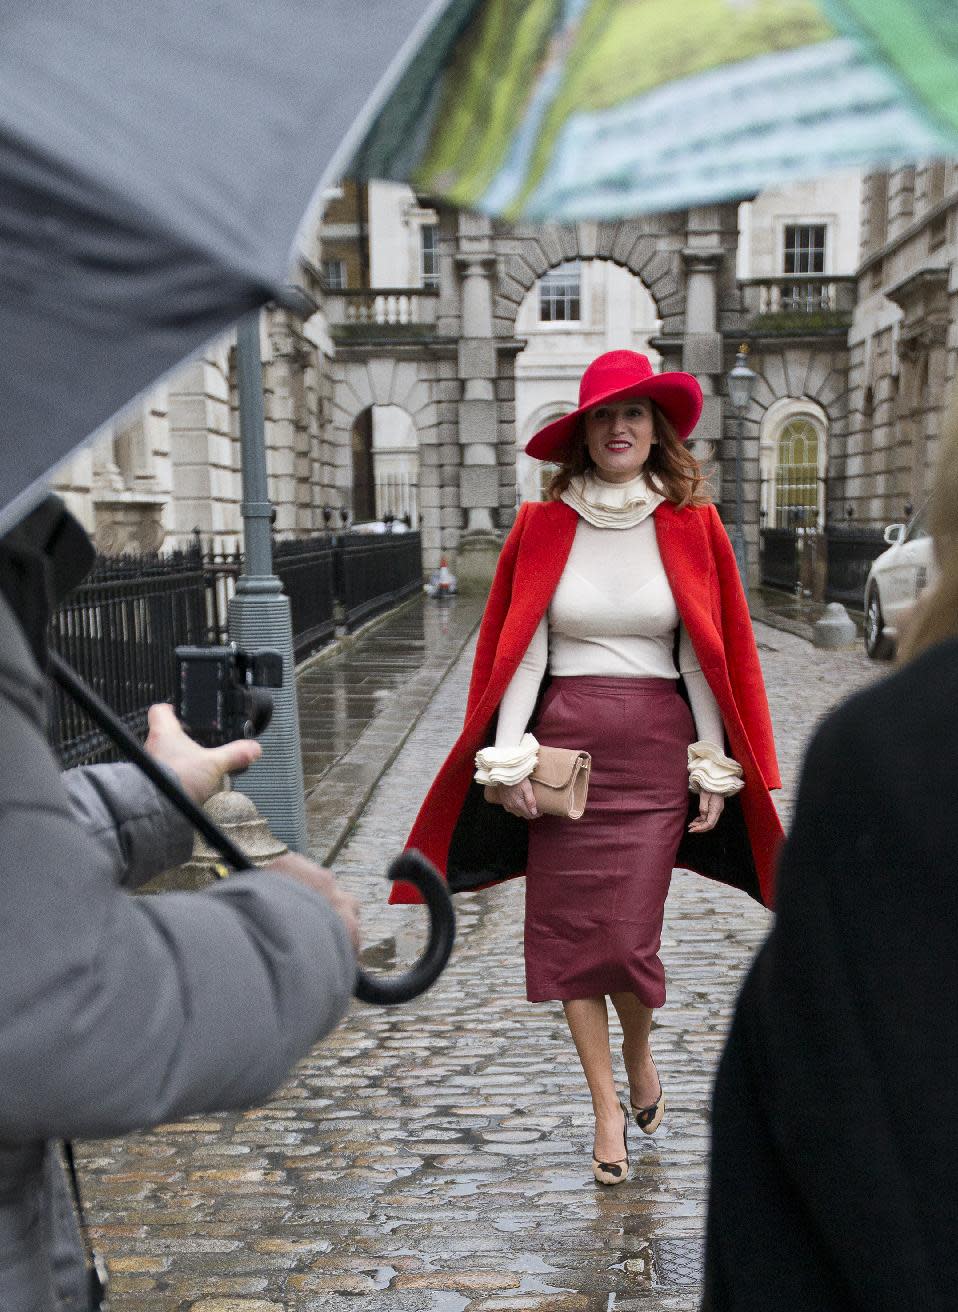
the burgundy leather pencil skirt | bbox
[524,675,694,1007]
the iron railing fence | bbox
[200,546,241,644]
[51,550,209,767]
[824,525,888,607]
[759,520,887,607]
[335,532,424,629]
[759,526,800,592]
[273,537,337,658]
[52,531,423,766]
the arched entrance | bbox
[759,397,828,593]
[350,403,419,526]
[489,213,740,542]
[514,257,661,502]
[759,397,828,530]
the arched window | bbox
[774,417,821,529]
[538,462,559,500]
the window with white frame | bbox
[782,225,827,311]
[322,258,347,289]
[539,260,581,322]
[774,416,822,527]
[420,224,439,290]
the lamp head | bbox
[728,343,756,412]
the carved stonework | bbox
[268,312,313,366]
[680,246,724,274]
[898,320,948,363]
[93,494,166,555]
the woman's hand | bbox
[688,790,724,834]
[497,778,539,820]
[144,702,261,806]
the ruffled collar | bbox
[560,470,665,528]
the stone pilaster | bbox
[167,350,238,548]
[454,239,501,592]
[264,310,314,538]
[680,244,725,501]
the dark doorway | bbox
[351,408,376,522]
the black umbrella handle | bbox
[354,850,455,1005]
[47,654,455,1006]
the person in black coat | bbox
[704,415,958,1311]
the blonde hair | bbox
[545,402,711,508]
[898,395,958,663]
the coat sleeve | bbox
[705,710,940,1310]
[707,504,781,788]
[465,502,528,717]
[0,671,356,1142]
[64,763,194,888]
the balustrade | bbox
[324,286,439,330]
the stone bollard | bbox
[813,601,858,650]
[144,787,287,892]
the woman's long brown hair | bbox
[898,396,958,662]
[544,401,711,508]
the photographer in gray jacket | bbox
[0,500,360,1311]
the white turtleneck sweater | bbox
[477,471,744,796]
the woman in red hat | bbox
[396,350,783,1187]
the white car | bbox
[863,500,937,659]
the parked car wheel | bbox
[864,586,894,661]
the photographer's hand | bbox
[145,702,261,805]
[266,854,362,954]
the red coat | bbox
[394,498,784,908]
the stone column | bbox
[454,242,501,592]
[264,310,311,538]
[682,205,754,575]
[680,245,724,501]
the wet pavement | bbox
[297,595,483,865]
[749,585,865,646]
[79,597,884,1311]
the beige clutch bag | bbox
[484,745,592,820]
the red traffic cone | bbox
[437,557,453,595]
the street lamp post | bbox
[727,345,756,583]
[227,310,308,854]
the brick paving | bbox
[79,601,883,1311]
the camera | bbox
[175,645,283,747]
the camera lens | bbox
[247,688,274,739]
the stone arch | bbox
[511,253,664,504]
[516,399,574,505]
[746,343,849,534]
[349,403,420,526]
[486,210,741,555]
[490,218,693,340]
[328,353,443,537]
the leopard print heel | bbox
[630,1068,665,1136]
[592,1104,629,1186]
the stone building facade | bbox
[838,161,958,527]
[53,244,341,554]
[58,166,956,592]
[322,200,747,582]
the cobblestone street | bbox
[81,600,882,1311]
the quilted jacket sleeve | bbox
[64,763,194,889]
[0,603,356,1141]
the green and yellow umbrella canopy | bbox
[351,0,958,220]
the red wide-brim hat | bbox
[524,350,703,463]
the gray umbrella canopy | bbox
[0,0,442,534]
